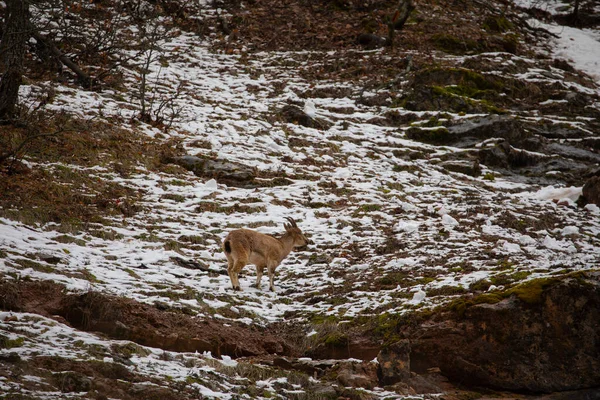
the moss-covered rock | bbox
[431,33,481,54]
[388,271,600,393]
[482,15,513,33]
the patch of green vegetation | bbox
[441,84,497,100]
[392,163,420,173]
[309,313,340,325]
[162,193,186,203]
[13,258,55,274]
[417,276,436,285]
[496,259,514,270]
[323,331,349,348]
[427,285,467,297]
[473,293,504,304]
[377,271,411,288]
[80,268,101,283]
[195,202,267,214]
[504,277,557,305]
[444,274,595,316]
[469,279,492,291]
[164,240,182,252]
[438,229,450,238]
[367,310,434,345]
[167,179,190,187]
[431,33,481,54]
[483,172,495,181]
[359,204,381,212]
[405,126,451,145]
[308,201,330,209]
[88,229,123,241]
[490,270,531,286]
[124,268,141,279]
[0,335,25,349]
[483,15,513,33]
[55,234,86,246]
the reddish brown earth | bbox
[1,280,298,358]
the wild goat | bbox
[223,217,309,292]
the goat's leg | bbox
[255,265,265,289]
[231,259,247,291]
[267,262,278,292]
[226,259,236,290]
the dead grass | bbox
[0,112,188,228]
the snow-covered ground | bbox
[1,0,600,398]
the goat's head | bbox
[283,217,309,248]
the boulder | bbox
[336,361,378,389]
[391,272,600,393]
[279,104,331,130]
[478,140,543,169]
[357,33,387,49]
[166,155,256,183]
[377,339,411,385]
[582,175,600,206]
[54,371,92,393]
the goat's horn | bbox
[285,217,297,227]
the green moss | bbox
[369,310,434,345]
[162,193,186,203]
[359,204,382,212]
[377,271,411,287]
[443,85,497,100]
[490,270,531,286]
[504,277,557,305]
[405,126,451,145]
[427,285,467,297]
[55,234,86,246]
[195,202,267,214]
[447,275,580,316]
[0,335,25,349]
[124,268,141,279]
[469,279,492,291]
[13,258,55,274]
[310,314,340,325]
[483,15,513,33]
[431,33,481,54]
[473,293,504,304]
[417,276,436,285]
[323,332,349,348]
[483,172,495,181]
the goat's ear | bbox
[284,223,291,231]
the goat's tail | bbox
[224,240,232,253]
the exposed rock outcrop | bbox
[166,155,257,183]
[381,273,600,393]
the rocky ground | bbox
[1,0,600,398]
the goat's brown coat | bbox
[223,218,308,291]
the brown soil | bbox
[0,279,298,358]
[219,0,520,53]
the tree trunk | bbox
[387,0,415,48]
[0,0,30,121]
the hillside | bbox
[1,0,600,398]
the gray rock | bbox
[335,361,378,389]
[582,175,600,206]
[168,155,256,182]
[279,104,331,130]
